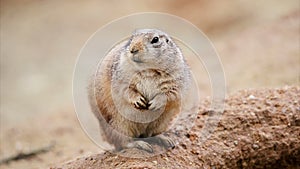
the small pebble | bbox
[78,149,84,154]
[252,144,259,149]
[152,161,157,165]
[248,95,256,99]
[233,140,238,145]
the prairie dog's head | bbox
[123,29,184,70]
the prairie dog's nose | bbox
[130,39,143,54]
[130,46,139,54]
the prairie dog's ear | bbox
[132,29,139,35]
[125,37,133,48]
[165,38,169,43]
[167,37,175,47]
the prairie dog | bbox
[88,29,193,153]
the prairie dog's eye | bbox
[151,36,159,44]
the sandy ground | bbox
[0,0,299,168]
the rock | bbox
[248,95,256,100]
[252,144,260,149]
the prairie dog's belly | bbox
[130,69,173,101]
[110,69,177,129]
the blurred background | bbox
[0,0,299,168]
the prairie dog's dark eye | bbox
[151,37,159,44]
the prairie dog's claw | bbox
[128,91,149,110]
[133,96,148,109]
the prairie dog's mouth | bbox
[131,55,143,63]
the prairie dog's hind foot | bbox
[121,135,175,154]
[125,140,153,153]
[146,135,175,149]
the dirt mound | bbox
[52,86,300,169]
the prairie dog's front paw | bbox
[148,94,167,111]
[134,96,149,109]
[128,92,149,110]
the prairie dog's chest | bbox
[130,69,174,100]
